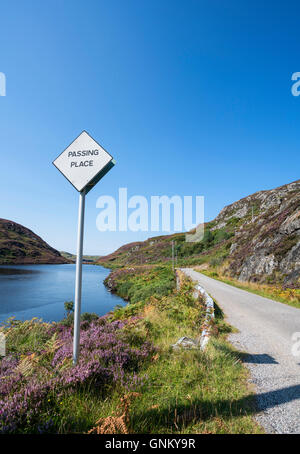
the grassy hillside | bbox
[99,179,300,287]
[60,251,101,264]
[0,219,69,265]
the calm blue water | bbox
[0,264,124,323]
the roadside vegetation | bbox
[200,269,300,309]
[0,265,262,434]
[98,227,233,270]
[98,181,300,291]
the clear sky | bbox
[0,0,299,255]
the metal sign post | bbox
[53,131,115,365]
[73,188,85,364]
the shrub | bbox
[64,301,74,315]
[0,316,155,433]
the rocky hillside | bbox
[99,179,300,287]
[211,179,300,285]
[0,219,69,265]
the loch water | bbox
[0,264,124,323]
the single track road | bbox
[181,268,300,434]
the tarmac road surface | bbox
[181,268,300,434]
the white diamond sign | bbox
[53,130,115,365]
[53,130,114,193]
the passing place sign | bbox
[53,131,114,193]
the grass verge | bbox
[0,265,263,434]
[199,269,300,309]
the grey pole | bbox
[172,240,175,273]
[73,188,86,365]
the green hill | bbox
[60,251,101,263]
[99,179,300,287]
[0,218,69,265]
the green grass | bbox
[3,317,52,355]
[200,269,300,309]
[1,265,263,434]
[59,265,262,433]
[102,266,263,433]
[128,339,261,434]
[98,225,235,270]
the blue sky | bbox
[0,0,299,255]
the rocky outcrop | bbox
[0,219,69,265]
[99,179,300,287]
[215,180,300,286]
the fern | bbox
[16,354,38,377]
[88,392,140,434]
[44,333,63,354]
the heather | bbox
[0,265,262,434]
[0,316,155,433]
